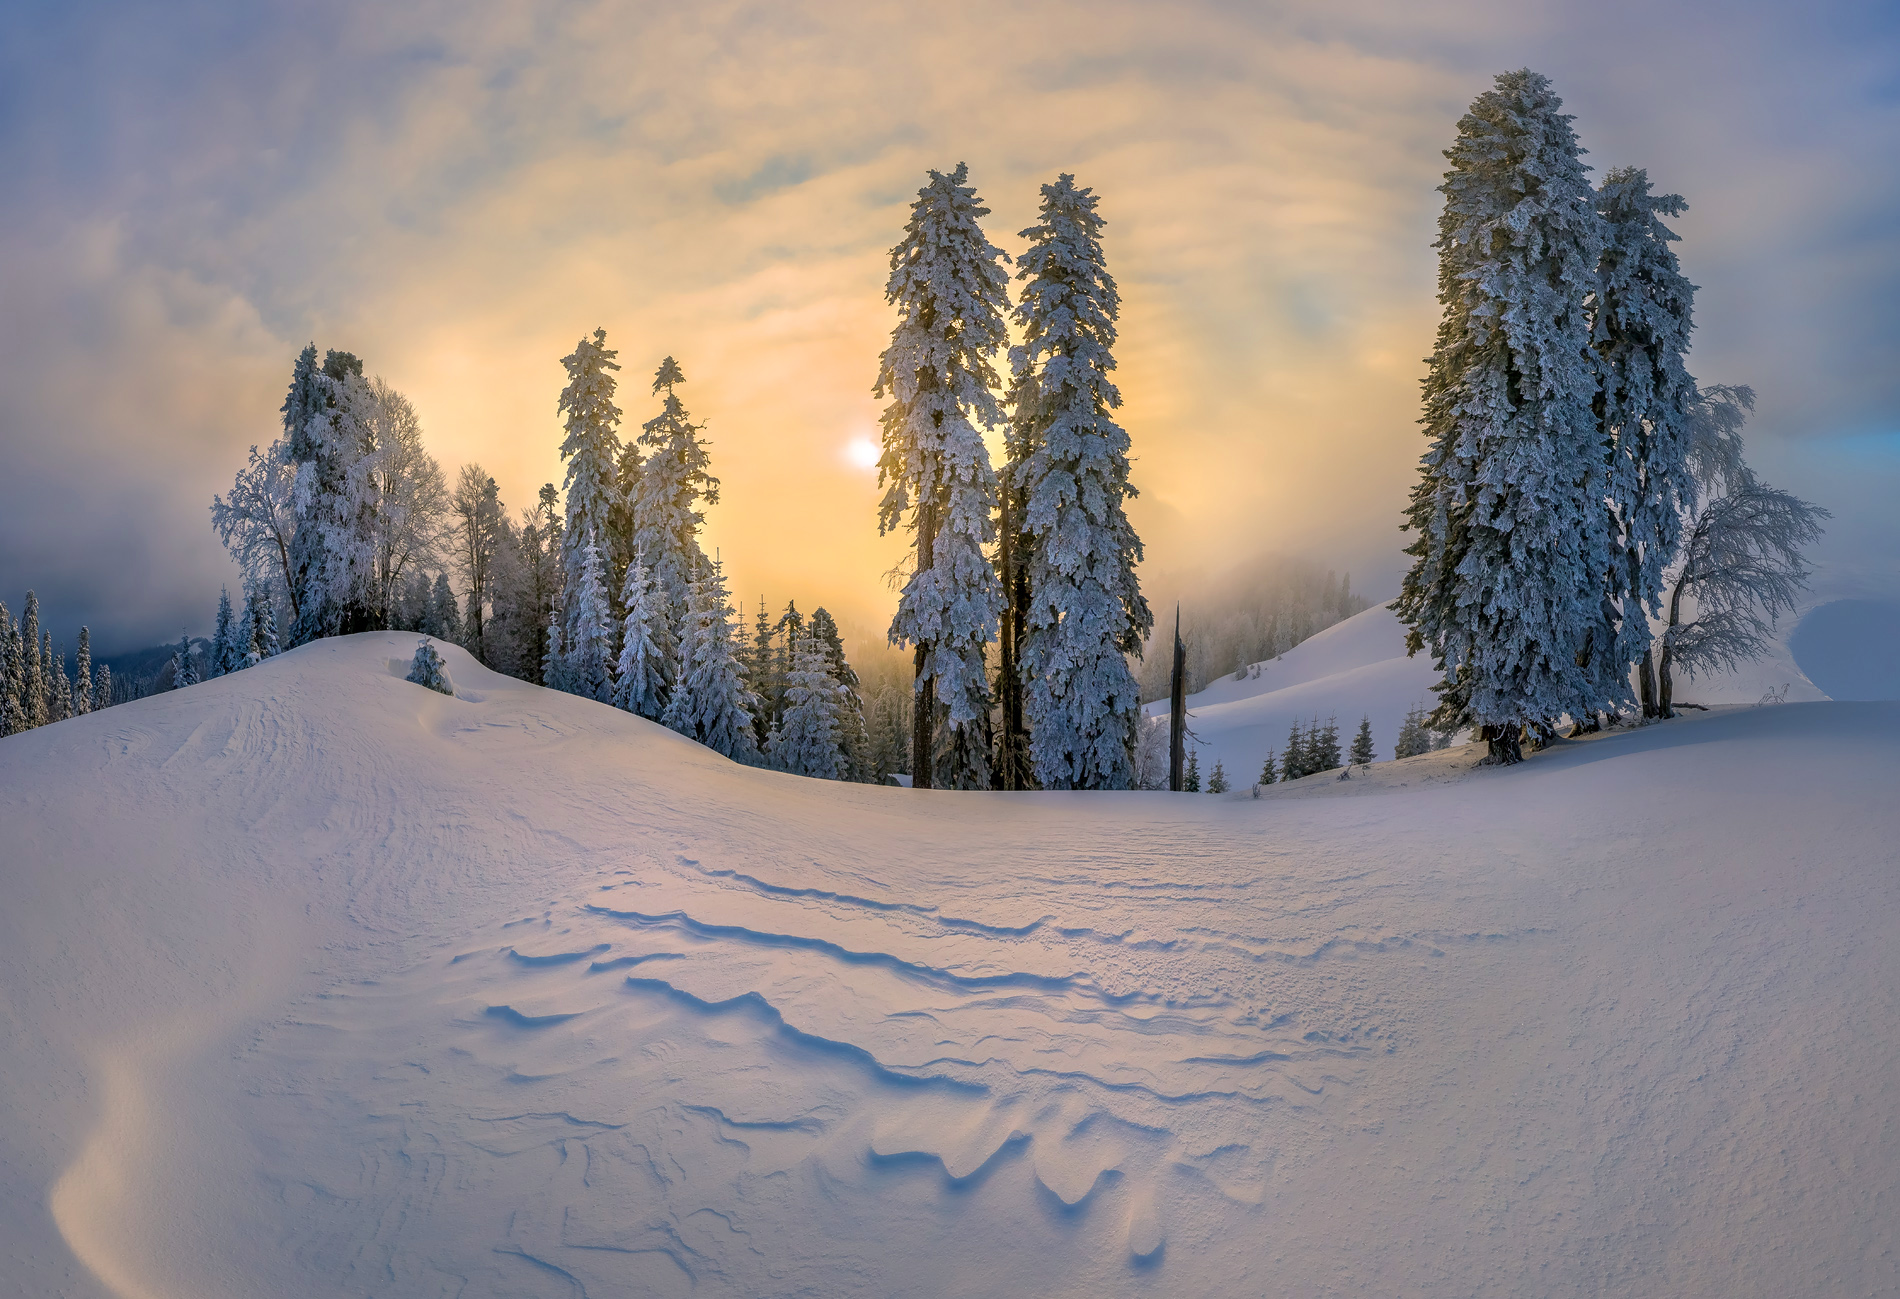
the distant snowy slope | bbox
[1147,603,1441,773]
[2,633,1897,1298]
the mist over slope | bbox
[1,634,1895,1298]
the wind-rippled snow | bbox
[1,634,1895,1297]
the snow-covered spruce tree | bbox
[45,641,70,723]
[282,344,338,644]
[875,163,1010,790]
[172,634,200,688]
[0,600,19,736]
[564,535,617,703]
[74,627,91,715]
[556,330,625,684]
[632,357,719,704]
[1257,749,1277,786]
[1350,716,1375,766]
[1206,759,1228,794]
[243,587,280,665]
[406,638,454,695]
[209,588,239,677]
[21,592,44,729]
[1396,70,1611,765]
[1183,749,1201,793]
[768,635,847,780]
[93,663,111,712]
[1393,704,1428,759]
[542,611,567,694]
[747,596,777,745]
[43,633,66,723]
[1312,717,1342,771]
[661,558,760,763]
[808,607,872,781]
[1594,166,1698,719]
[1280,718,1306,781]
[1010,174,1152,790]
[424,573,460,643]
[612,551,666,720]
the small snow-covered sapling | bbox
[407,638,454,696]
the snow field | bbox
[1,633,1896,1297]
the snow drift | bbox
[2,633,1896,1297]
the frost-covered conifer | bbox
[768,635,846,780]
[747,596,777,743]
[1312,716,1342,772]
[74,628,92,714]
[243,588,279,666]
[564,536,616,703]
[1183,749,1201,793]
[1397,70,1610,764]
[406,638,454,695]
[632,357,718,702]
[808,608,871,782]
[1594,166,1698,714]
[1207,759,1228,794]
[1010,174,1151,790]
[1350,716,1375,766]
[1394,705,1429,760]
[0,600,19,736]
[875,163,1010,789]
[542,611,567,694]
[210,588,240,677]
[661,559,760,764]
[21,592,45,729]
[44,634,68,722]
[427,573,463,643]
[556,330,625,661]
[612,552,666,719]
[93,663,111,712]
[1281,719,1307,781]
[283,344,337,644]
[172,634,200,688]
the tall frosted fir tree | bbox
[556,330,625,684]
[632,357,719,704]
[768,635,847,780]
[1594,166,1698,719]
[74,627,92,715]
[1396,70,1610,765]
[1010,174,1152,790]
[210,588,241,676]
[612,551,666,720]
[0,600,19,735]
[661,558,760,764]
[565,535,617,703]
[875,163,1010,790]
[21,591,45,729]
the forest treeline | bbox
[6,70,1827,779]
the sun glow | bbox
[845,437,880,470]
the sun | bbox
[845,437,880,470]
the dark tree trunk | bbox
[1481,723,1523,766]
[994,487,1029,790]
[1168,606,1187,791]
[1639,646,1658,718]
[1657,571,1686,720]
[910,500,936,788]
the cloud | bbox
[2,0,1896,653]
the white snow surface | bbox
[3,633,1896,1297]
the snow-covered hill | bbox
[1145,603,1441,776]
[1150,602,1829,781]
[3,633,1896,1298]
